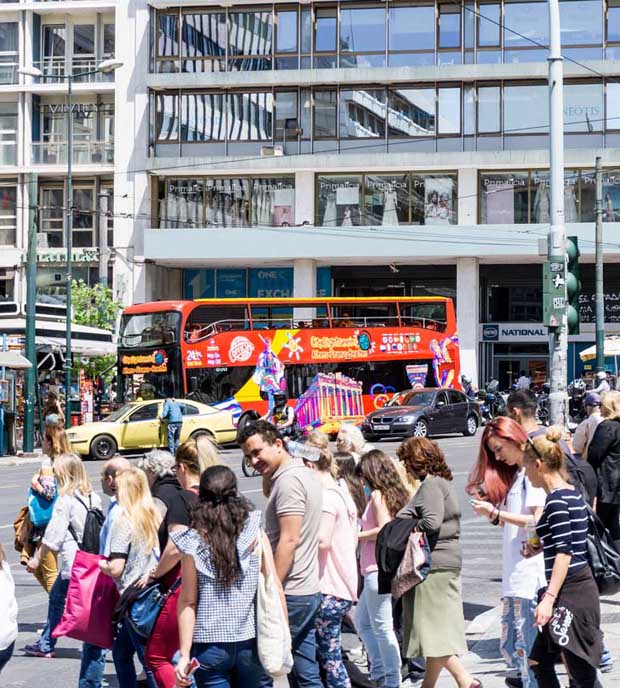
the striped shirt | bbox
[536,487,589,583]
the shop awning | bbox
[579,336,620,362]
[0,350,32,370]
[0,317,115,357]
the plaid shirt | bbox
[171,510,261,643]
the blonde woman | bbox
[336,424,373,462]
[100,467,161,688]
[588,390,620,546]
[25,454,101,658]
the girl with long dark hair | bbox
[467,417,546,688]
[173,465,280,688]
[354,450,411,688]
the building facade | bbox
[5,0,620,386]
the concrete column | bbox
[456,257,480,386]
[113,0,150,306]
[458,168,478,226]
[293,258,316,322]
[295,171,315,226]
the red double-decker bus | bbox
[117,296,461,432]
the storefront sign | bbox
[481,323,548,343]
[579,292,620,323]
[121,350,168,375]
[37,248,99,264]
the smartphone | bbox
[185,658,200,677]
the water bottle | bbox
[286,439,322,463]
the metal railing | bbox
[32,57,115,83]
[32,140,114,165]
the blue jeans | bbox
[355,571,401,688]
[286,593,323,688]
[112,619,157,688]
[192,638,272,688]
[167,423,182,454]
[0,642,14,674]
[38,574,69,653]
[500,596,539,688]
[79,642,107,688]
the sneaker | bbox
[24,644,55,658]
[505,678,523,688]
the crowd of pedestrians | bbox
[1,387,619,688]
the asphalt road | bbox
[0,433,502,688]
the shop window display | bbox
[251,178,295,226]
[317,176,362,226]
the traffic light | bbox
[566,236,580,334]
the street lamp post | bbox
[19,59,122,429]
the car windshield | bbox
[386,391,435,407]
[103,404,134,422]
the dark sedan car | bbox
[362,388,480,440]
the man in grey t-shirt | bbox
[239,420,323,688]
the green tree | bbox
[71,279,121,381]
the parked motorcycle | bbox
[478,379,507,425]
[567,379,587,424]
[536,383,550,426]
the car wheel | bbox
[412,419,428,438]
[463,414,478,437]
[90,435,117,461]
[190,429,217,444]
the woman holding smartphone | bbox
[467,417,546,688]
[523,427,602,688]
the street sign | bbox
[543,258,567,328]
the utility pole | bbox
[595,157,605,372]
[547,0,568,426]
[23,174,38,452]
[65,73,73,429]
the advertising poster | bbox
[424,177,455,225]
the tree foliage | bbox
[71,280,121,381]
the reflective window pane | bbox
[74,25,94,55]
[228,92,273,141]
[181,93,225,141]
[103,24,115,56]
[317,176,362,226]
[503,84,548,134]
[479,172,529,223]
[412,174,458,224]
[314,90,337,137]
[277,10,298,52]
[503,3,549,48]
[439,6,461,48]
[315,9,337,52]
[182,13,226,65]
[564,82,603,132]
[478,4,500,47]
[389,6,435,51]
[607,82,620,130]
[478,85,500,133]
[157,14,178,58]
[228,12,273,57]
[340,7,385,53]
[364,175,409,225]
[560,0,602,45]
[156,94,178,141]
[438,87,461,134]
[165,179,203,227]
[609,6,620,42]
[275,91,298,140]
[0,185,16,245]
[388,88,435,137]
[205,178,250,227]
[252,178,295,226]
[339,89,386,138]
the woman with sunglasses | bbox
[467,417,546,688]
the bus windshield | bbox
[119,311,181,348]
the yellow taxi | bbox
[67,399,237,460]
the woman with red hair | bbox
[467,417,546,688]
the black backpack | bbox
[586,505,620,595]
[69,495,105,554]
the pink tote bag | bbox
[52,550,119,649]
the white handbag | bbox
[256,533,294,677]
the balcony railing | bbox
[0,62,18,85]
[32,140,113,165]
[32,57,115,84]
[0,143,17,166]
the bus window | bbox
[250,306,294,330]
[120,311,181,348]
[185,305,248,340]
[399,302,447,332]
[186,366,255,404]
[332,304,398,328]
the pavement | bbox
[0,434,618,687]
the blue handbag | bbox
[27,487,57,528]
[127,578,181,641]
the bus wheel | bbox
[90,435,117,461]
[412,419,429,438]
[242,455,261,478]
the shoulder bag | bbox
[27,487,57,528]
[256,532,293,678]
[586,505,620,596]
[127,577,182,641]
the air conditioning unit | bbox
[260,145,284,157]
